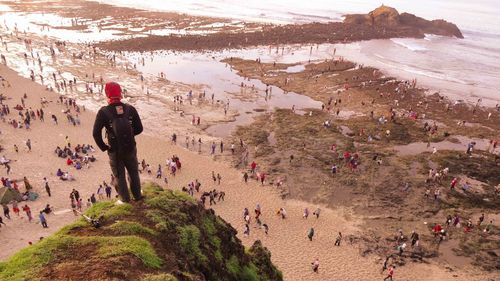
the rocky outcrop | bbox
[97,5,464,52]
[344,5,463,38]
[399,12,463,38]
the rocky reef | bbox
[344,5,464,38]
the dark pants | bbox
[108,148,141,202]
[41,221,48,228]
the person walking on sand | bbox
[211,142,216,155]
[156,164,162,179]
[70,189,80,202]
[278,208,287,219]
[3,204,10,219]
[381,256,390,274]
[217,173,222,185]
[43,177,51,197]
[311,258,319,273]
[65,136,71,148]
[243,223,250,237]
[93,82,143,202]
[243,172,249,183]
[334,232,342,246]
[97,185,104,200]
[12,201,20,216]
[39,211,48,228]
[260,173,266,185]
[308,227,315,241]
[105,183,112,199]
[212,171,217,184]
[22,204,32,222]
[26,139,31,152]
[383,266,395,281]
[263,223,269,235]
[313,207,321,219]
[303,207,309,219]
[71,199,78,216]
[77,198,83,211]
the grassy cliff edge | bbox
[0,183,282,281]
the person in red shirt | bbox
[433,224,442,236]
[450,177,458,190]
[12,201,20,216]
[250,161,257,174]
[383,266,395,281]
[22,204,32,222]
[66,158,73,166]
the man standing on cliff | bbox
[93,82,143,202]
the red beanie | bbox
[105,82,122,104]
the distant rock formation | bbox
[97,5,464,52]
[344,5,463,38]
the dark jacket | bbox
[92,103,143,152]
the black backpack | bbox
[104,104,135,153]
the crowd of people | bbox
[0,87,109,234]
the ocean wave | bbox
[423,34,445,41]
[371,54,471,85]
[287,12,337,23]
[390,39,428,52]
[399,66,471,85]
[462,29,500,39]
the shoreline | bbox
[1,1,493,133]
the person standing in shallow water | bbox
[93,82,143,202]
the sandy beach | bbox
[0,1,499,281]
